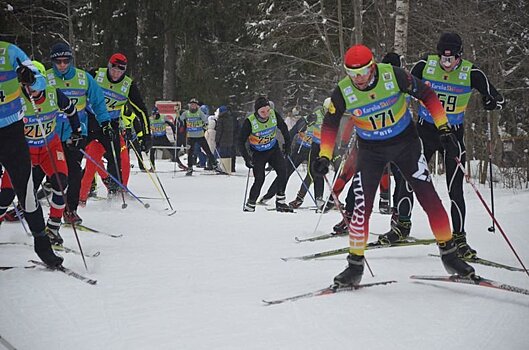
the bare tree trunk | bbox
[352,0,363,44]
[135,2,148,95]
[163,2,176,100]
[394,0,409,56]
[337,0,344,59]
[67,0,75,50]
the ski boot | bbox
[453,231,477,259]
[333,254,365,287]
[45,217,64,246]
[63,210,83,225]
[178,163,188,171]
[322,197,335,213]
[315,197,325,211]
[185,167,194,176]
[34,234,63,268]
[275,193,294,213]
[332,211,353,235]
[102,176,119,196]
[4,206,22,222]
[378,192,391,214]
[288,193,304,209]
[258,196,272,206]
[438,239,475,277]
[244,199,256,212]
[88,178,98,198]
[377,217,411,245]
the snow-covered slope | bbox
[1,158,528,350]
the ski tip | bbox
[167,210,177,216]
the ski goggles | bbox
[52,57,71,65]
[440,55,459,67]
[111,64,127,71]
[344,60,374,77]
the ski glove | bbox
[16,64,36,86]
[101,121,116,141]
[244,157,254,169]
[438,123,459,158]
[312,157,330,177]
[66,131,84,150]
[140,135,153,152]
[482,95,498,111]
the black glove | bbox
[141,136,153,152]
[16,64,36,86]
[438,123,459,157]
[244,157,254,169]
[66,131,83,150]
[312,157,330,177]
[101,120,116,141]
[482,95,497,111]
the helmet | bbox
[109,53,128,66]
[32,60,46,75]
[436,32,463,57]
[50,42,73,60]
[323,97,331,110]
[381,52,402,68]
[344,45,374,68]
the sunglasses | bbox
[53,58,71,65]
[111,64,127,71]
[344,60,374,77]
[440,55,459,66]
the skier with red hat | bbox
[311,44,475,287]
[79,53,151,204]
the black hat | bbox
[436,32,463,57]
[254,96,270,113]
[381,52,402,68]
[50,42,73,59]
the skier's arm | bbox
[275,110,291,148]
[127,81,151,136]
[56,88,81,132]
[470,66,505,110]
[10,45,46,91]
[85,73,111,124]
[319,87,346,160]
[238,119,252,160]
[394,66,448,128]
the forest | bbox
[2,0,528,186]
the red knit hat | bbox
[109,53,128,66]
[344,45,374,68]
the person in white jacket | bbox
[205,112,218,157]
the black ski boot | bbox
[333,253,365,287]
[378,192,391,214]
[46,217,64,245]
[276,193,294,213]
[315,197,325,211]
[332,211,352,235]
[377,217,411,245]
[288,192,304,209]
[453,231,477,259]
[34,234,64,268]
[438,239,475,277]
[244,199,256,212]
[185,167,194,176]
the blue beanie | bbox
[50,42,73,59]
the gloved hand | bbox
[124,128,134,142]
[312,157,330,177]
[101,120,116,141]
[482,95,497,111]
[438,123,459,157]
[16,64,36,86]
[66,131,83,150]
[140,136,153,152]
[244,157,254,169]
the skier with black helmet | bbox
[380,32,505,259]
[312,44,475,287]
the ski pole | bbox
[130,141,176,215]
[28,93,88,271]
[80,149,150,209]
[128,140,165,199]
[242,168,251,211]
[323,174,374,277]
[12,201,31,236]
[107,133,128,209]
[454,156,529,277]
[287,155,318,207]
[487,112,496,232]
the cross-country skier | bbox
[312,44,475,287]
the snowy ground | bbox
[1,156,528,350]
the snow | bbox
[1,157,529,350]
